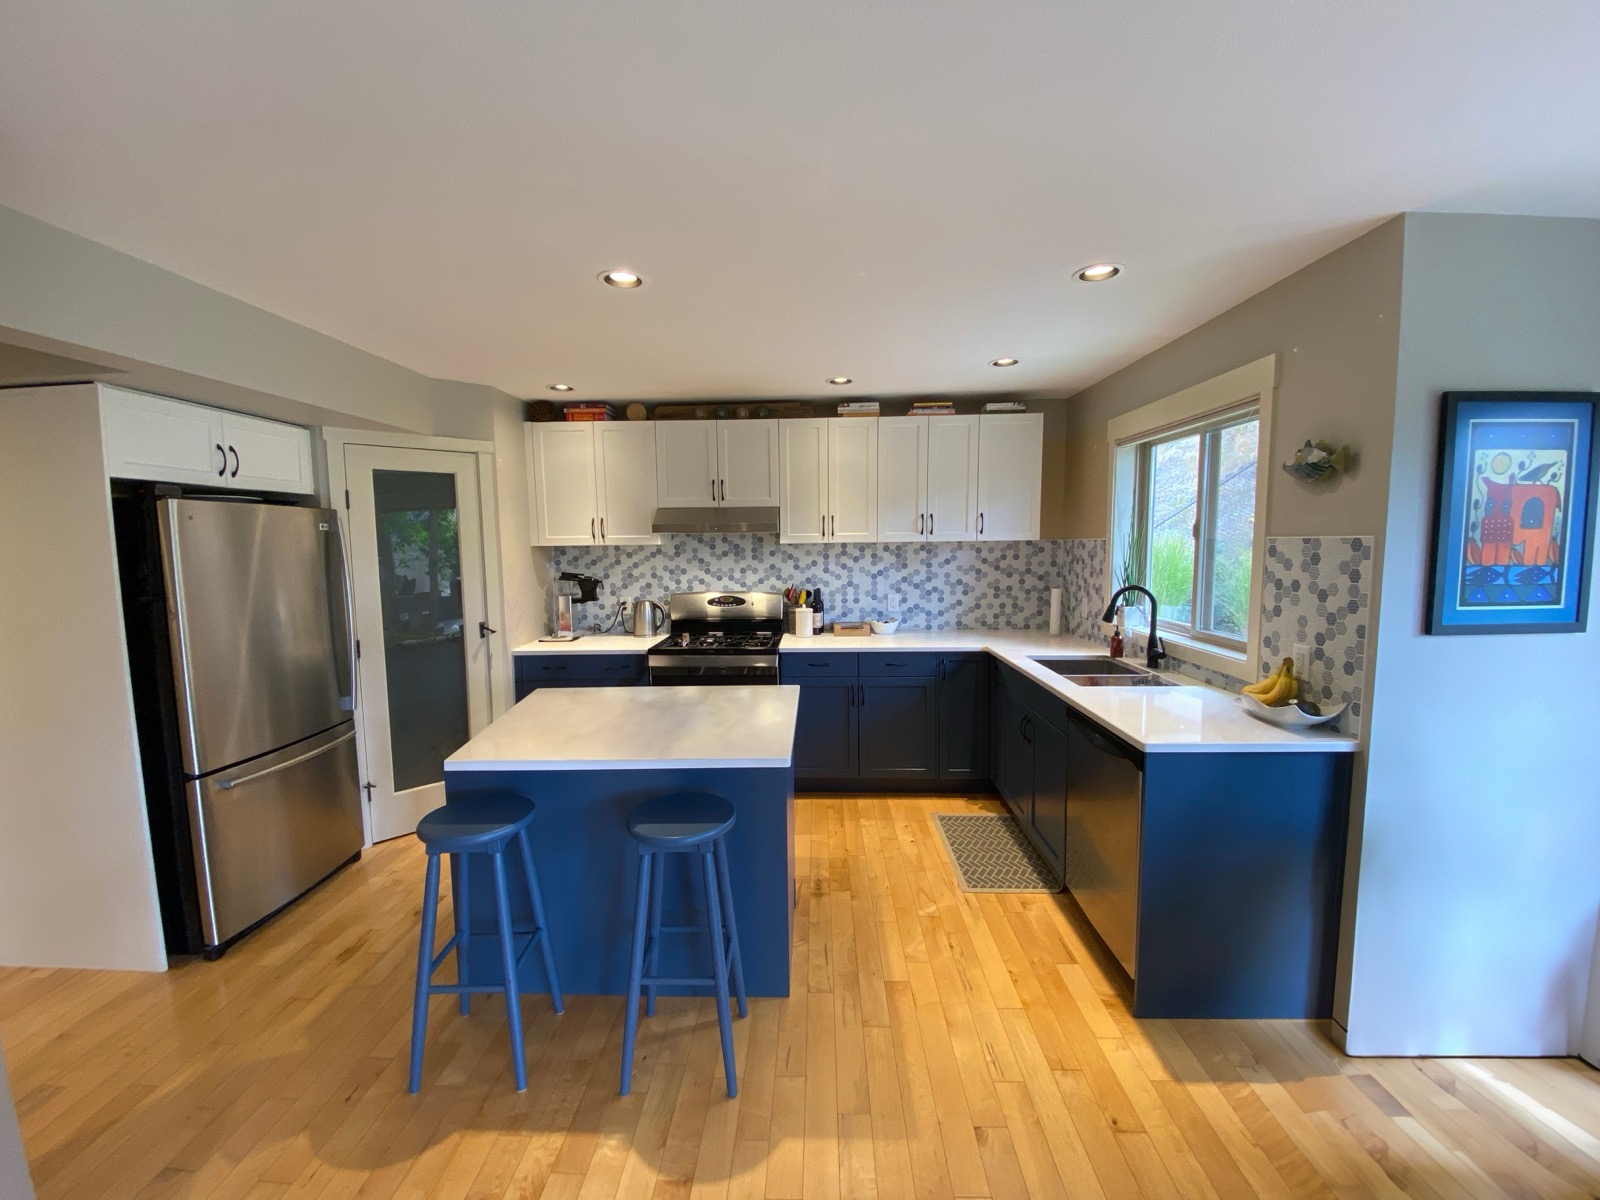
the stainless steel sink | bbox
[1030,657,1177,687]
[1032,656,1146,677]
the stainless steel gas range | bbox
[647,590,785,685]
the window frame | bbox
[1105,356,1275,683]
[1131,408,1260,652]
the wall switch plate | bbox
[1293,643,1312,680]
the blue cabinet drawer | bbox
[780,654,859,681]
[857,652,938,678]
[514,654,647,686]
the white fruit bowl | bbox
[1238,692,1346,728]
[869,618,900,634]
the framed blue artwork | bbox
[1428,392,1599,635]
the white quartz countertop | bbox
[512,634,655,654]
[445,685,800,772]
[512,628,1357,754]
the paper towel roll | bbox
[1048,587,1063,636]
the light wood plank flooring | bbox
[4,794,1600,1199]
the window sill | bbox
[1128,625,1252,682]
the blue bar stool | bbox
[409,791,563,1094]
[620,792,747,1098]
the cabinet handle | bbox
[848,684,854,707]
[215,444,227,478]
[831,514,835,538]
[591,517,596,541]
[720,479,726,501]
[978,512,985,535]
[227,445,240,479]
[859,683,866,707]
[600,516,606,541]
[917,513,923,535]
[929,511,934,537]
[713,478,718,501]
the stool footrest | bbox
[641,975,719,987]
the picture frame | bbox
[1427,391,1599,635]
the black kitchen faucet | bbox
[1102,584,1167,671]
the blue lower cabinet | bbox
[1028,715,1068,873]
[792,681,858,779]
[513,654,647,700]
[936,654,990,780]
[858,676,937,779]
[996,686,1032,823]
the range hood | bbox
[651,506,780,534]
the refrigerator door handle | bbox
[335,515,360,715]
[216,728,356,790]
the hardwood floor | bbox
[4,794,1600,1199]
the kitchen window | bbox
[1107,356,1274,680]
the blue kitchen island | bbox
[442,684,799,996]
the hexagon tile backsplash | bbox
[552,531,1372,736]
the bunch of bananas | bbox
[1243,657,1299,707]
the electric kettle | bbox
[627,598,667,638]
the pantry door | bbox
[342,444,497,842]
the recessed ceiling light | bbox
[547,383,575,392]
[990,357,1020,367]
[1075,262,1123,282]
[599,269,644,288]
[827,376,853,386]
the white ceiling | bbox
[2,2,1597,402]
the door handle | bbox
[215,444,227,478]
[479,621,497,639]
[216,729,356,790]
[228,445,240,478]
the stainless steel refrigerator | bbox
[114,490,364,958]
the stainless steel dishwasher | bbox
[1062,708,1145,977]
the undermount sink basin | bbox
[1065,674,1176,688]
[1032,656,1146,677]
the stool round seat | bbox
[417,792,535,850]
[625,792,735,849]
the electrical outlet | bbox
[1293,643,1311,680]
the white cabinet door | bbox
[100,388,228,486]
[926,414,981,541]
[828,418,878,542]
[717,420,780,507]
[655,421,718,507]
[528,423,599,545]
[976,413,1043,541]
[594,423,661,544]
[221,411,315,494]
[779,419,828,544]
[876,417,927,542]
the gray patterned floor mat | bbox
[931,813,1062,893]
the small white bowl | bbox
[1238,692,1346,728]
[869,618,901,634]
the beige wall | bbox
[1056,217,1405,541]
[0,386,167,971]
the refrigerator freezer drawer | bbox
[189,723,363,947]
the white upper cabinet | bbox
[655,421,718,507]
[876,414,979,542]
[527,422,661,547]
[779,420,828,543]
[876,417,927,542]
[222,411,316,494]
[717,420,780,507]
[593,423,661,544]
[528,423,601,545]
[926,415,981,541]
[779,418,876,543]
[976,412,1044,541]
[828,419,878,542]
[99,387,314,494]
